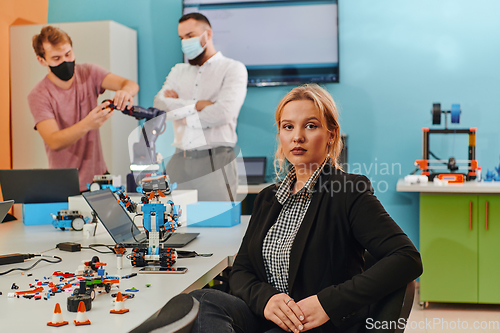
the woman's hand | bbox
[296,295,330,331]
[264,293,305,332]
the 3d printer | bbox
[414,103,478,183]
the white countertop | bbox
[396,179,500,193]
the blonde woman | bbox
[137,84,422,333]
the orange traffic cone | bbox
[74,301,91,325]
[110,292,129,314]
[47,303,69,327]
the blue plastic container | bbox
[186,201,241,227]
[22,202,68,225]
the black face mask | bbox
[49,61,75,81]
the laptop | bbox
[236,157,267,185]
[0,200,14,223]
[82,189,199,248]
[0,168,80,203]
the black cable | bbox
[132,214,144,243]
[428,151,448,165]
[409,167,420,175]
[0,255,62,276]
[82,244,115,254]
[176,250,213,258]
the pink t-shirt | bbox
[28,63,109,191]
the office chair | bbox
[129,294,199,333]
[364,252,416,333]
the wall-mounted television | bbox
[183,0,339,86]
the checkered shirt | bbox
[262,159,330,294]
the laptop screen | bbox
[0,200,14,222]
[83,189,146,243]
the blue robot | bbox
[117,174,180,267]
[51,209,90,231]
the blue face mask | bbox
[181,32,207,60]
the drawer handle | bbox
[469,201,473,230]
[486,201,489,230]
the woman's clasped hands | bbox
[264,294,329,332]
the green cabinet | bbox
[420,194,500,304]
[478,195,500,303]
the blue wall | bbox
[48,0,183,107]
[48,0,500,247]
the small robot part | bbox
[51,209,90,231]
[73,256,119,301]
[87,174,125,192]
[116,189,138,213]
[125,288,139,293]
[67,280,92,312]
[111,293,135,299]
[52,271,75,279]
[114,243,126,270]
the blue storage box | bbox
[186,201,241,227]
[22,202,68,225]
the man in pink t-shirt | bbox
[27,26,139,191]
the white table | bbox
[0,216,249,332]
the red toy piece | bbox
[15,286,43,295]
[53,271,75,278]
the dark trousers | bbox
[189,289,287,333]
[165,147,237,201]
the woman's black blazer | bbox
[230,164,423,333]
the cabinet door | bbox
[478,195,500,303]
[420,194,478,303]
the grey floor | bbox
[405,283,500,333]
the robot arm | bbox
[102,100,167,167]
[116,189,138,214]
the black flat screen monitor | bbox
[184,0,339,86]
[0,168,80,203]
[237,157,266,185]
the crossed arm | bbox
[153,62,247,127]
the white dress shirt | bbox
[153,52,247,150]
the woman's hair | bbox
[32,26,72,59]
[274,84,343,180]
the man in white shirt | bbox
[154,13,247,201]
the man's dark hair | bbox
[179,13,211,27]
